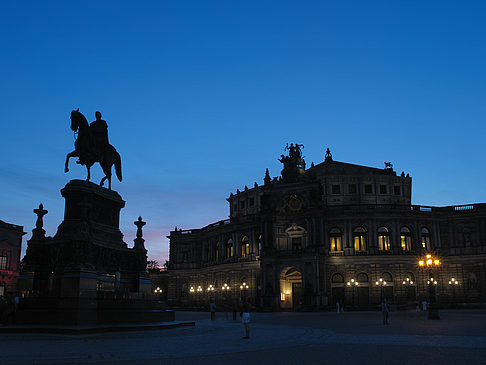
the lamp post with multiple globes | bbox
[448,277,459,303]
[418,253,441,319]
[240,282,249,302]
[375,277,387,302]
[346,278,359,307]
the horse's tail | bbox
[114,151,122,182]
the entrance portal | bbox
[280,267,302,310]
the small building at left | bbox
[0,220,25,296]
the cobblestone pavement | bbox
[0,310,485,365]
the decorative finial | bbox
[134,216,146,239]
[324,148,333,162]
[264,168,271,185]
[384,162,393,170]
[33,203,48,230]
[310,162,314,168]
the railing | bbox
[329,251,344,257]
[454,205,474,211]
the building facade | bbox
[166,145,486,310]
[0,220,25,296]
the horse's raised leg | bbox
[65,151,77,173]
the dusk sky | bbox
[1,1,485,264]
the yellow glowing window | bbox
[354,227,366,251]
[378,227,390,251]
[329,229,342,251]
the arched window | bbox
[353,227,366,251]
[378,227,391,251]
[403,272,415,285]
[226,239,233,258]
[0,253,7,270]
[421,227,431,250]
[332,273,344,283]
[241,235,250,258]
[400,227,411,251]
[357,272,369,283]
[329,228,342,251]
[382,272,393,283]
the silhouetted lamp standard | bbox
[222,283,230,306]
[240,282,249,301]
[448,277,459,303]
[402,277,414,302]
[207,284,215,303]
[418,253,441,319]
[346,278,359,307]
[375,278,387,301]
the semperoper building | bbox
[164,145,486,310]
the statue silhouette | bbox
[65,109,122,189]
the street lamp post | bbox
[448,277,459,303]
[196,285,203,307]
[418,253,441,320]
[402,277,414,303]
[240,282,249,302]
[346,278,359,308]
[375,278,387,302]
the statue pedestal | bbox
[17,180,170,325]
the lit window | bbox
[400,227,411,251]
[378,227,391,251]
[329,228,342,251]
[421,228,431,250]
[0,254,6,270]
[226,239,233,258]
[353,227,366,251]
[241,235,250,258]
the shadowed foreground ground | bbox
[0,310,485,364]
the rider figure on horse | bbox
[90,111,109,161]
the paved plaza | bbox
[0,310,485,365]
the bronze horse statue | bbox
[65,109,122,189]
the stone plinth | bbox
[16,180,164,326]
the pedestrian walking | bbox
[336,300,340,314]
[241,300,250,339]
[209,299,216,320]
[381,299,389,325]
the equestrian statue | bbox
[65,109,122,190]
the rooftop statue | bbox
[65,109,122,189]
[279,143,305,168]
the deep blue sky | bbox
[1,1,485,263]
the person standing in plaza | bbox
[241,299,251,339]
[209,299,216,320]
[381,299,389,325]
